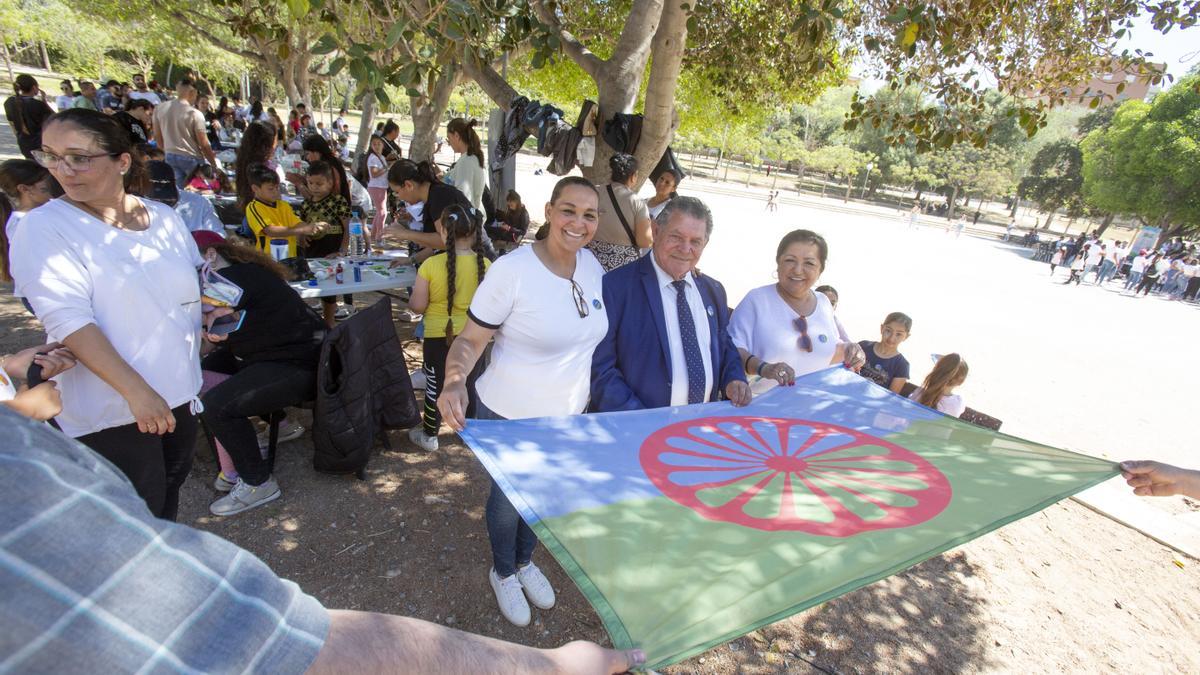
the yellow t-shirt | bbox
[246,198,302,257]
[418,252,490,338]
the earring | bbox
[120,170,127,175]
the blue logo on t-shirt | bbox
[593,299,602,310]
[818,334,828,343]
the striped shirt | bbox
[0,407,328,673]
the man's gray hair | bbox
[654,195,713,237]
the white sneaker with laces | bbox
[398,309,422,323]
[334,305,355,321]
[489,568,531,627]
[407,427,439,452]
[515,562,556,610]
[257,418,305,450]
[210,477,281,516]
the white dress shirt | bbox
[650,255,714,406]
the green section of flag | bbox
[530,417,1117,669]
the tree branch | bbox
[460,50,519,110]
[635,0,689,184]
[167,9,264,63]
[606,0,664,74]
[529,0,603,79]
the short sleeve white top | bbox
[10,198,204,437]
[0,368,16,402]
[729,284,840,390]
[467,245,608,419]
[6,211,25,298]
[908,388,966,417]
[366,154,389,189]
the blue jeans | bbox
[165,152,202,188]
[1124,270,1143,290]
[1096,259,1116,284]
[475,399,538,577]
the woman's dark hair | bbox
[246,163,281,188]
[15,74,37,94]
[125,98,153,112]
[883,311,913,332]
[306,159,334,180]
[198,241,290,281]
[375,122,384,132]
[775,229,829,271]
[216,96,229,117]
[235,122,277,208]
[447,118,484,169]
[549,176,598,204]
[60,79,73,91]
[439,203,486,341]
[505,189,522,205]
[43,109,146,194]
[301,135,349,201]
[388,159,438,187]
[250,100,263,118]
[609,152,638,184]
[0,159,52,282]
[382,120,400,138]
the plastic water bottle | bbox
[335,263,344,285]
[348,209,365,256]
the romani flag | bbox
[459,367,1115,669]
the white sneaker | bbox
[334,305,356,321]
[407,427,439,452]
[257,418,305,450]
[516,562,556,610]
[398,309,422,322]
[489,567,531,627]
[210,477,281,516]
[213,471,237,492]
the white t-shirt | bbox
[366,153,389,189]
[54,94,74,112]
[175,191,224,234]
[1131,255,1148,274]
[6,211,26,298]
[1085,248,1103,266]
[127,90,160,104]
[729,284,841,390]
[10,198,204,437]
[444,155,487,213]
[468,245,608,419]
[0,368,16,402]
[908,388,966,418]
[648,256,714,406]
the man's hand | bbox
[546,641,646,675]
[724,380,752,407]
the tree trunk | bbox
[844,175,852,203]
[630,0,689,186]
[1042,212,1054,230]
[947,184,960,218]
[409,65,461,162]
[353,91,376,159]
[1095,212,1116,236]
[38,41,51,72]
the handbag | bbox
[606,185,639,248]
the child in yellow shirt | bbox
[405,203,489,451]
[244,164,325,258]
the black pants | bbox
[1185,276,1200,300]
[1136,274,1159,296]
[201,351,316,485]
[77,403,198,521]
[421,337,483,436]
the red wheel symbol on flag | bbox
[639,417,951,536]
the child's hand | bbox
[6,381,64,421]
[4,343,76,380]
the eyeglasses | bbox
[32,150,117,172]
[570,279,590,319]
[794,316,813,353]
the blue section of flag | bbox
[459,367,943,522]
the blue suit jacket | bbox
[590,255,747,412]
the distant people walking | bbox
[1049,246,1065,276]
[765,190,779,212]
[1124,250,1149,290]
[908,203,920,229]
[1134,254,1165,296]
[1065,246,1086,284]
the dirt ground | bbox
[4,285,1198,674]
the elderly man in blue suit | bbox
[591,196,751,412]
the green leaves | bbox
[386,21,407,48]
[285,0,309,19]
[311,33,338,55]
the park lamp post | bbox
[860,162,874,199]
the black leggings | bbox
[201,350,317,485]
[1136,274,1159,296]
[77,404,199,521]
[421,337,483,436]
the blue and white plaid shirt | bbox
[0,407,328,673]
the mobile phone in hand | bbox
[208,310,246,336]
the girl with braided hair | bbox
[406,202,490,451]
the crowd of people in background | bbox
[1,71,1191,674]
[1043,230,1199,301]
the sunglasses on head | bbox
[794,316,813,353]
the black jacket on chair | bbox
[312,297,420,474]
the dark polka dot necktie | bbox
[672,280,705,404]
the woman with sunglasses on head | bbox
[10,109,205,521]
[728,229,865,391]
[436,176,608,630]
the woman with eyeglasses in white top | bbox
[437,176,608,629]
[11,108,204,521]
